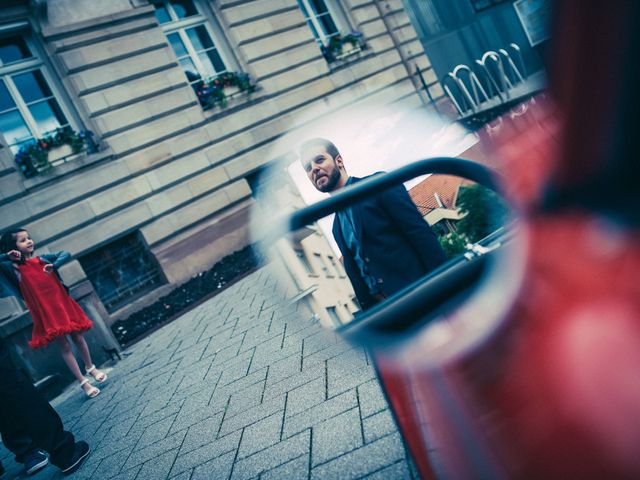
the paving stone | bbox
[363,408,397,443]
[172,340,209,367]
[135,448,179,479]
[327,348,377,398]
[219,394,286,437]
[211,367,268,408]
[302,340,353,370]
[310,433,406,480]
[312,407,363,466]
[283,389,358,438]
[86,447,131,478]
[135,399,184,431]
[260,453,309,480]
[179,414,224,453]
[263,362,324,400]
[286,375,326,417]
[358,379,390,418]
[169,402,224,436]
[191,449,236,480]
[134,413,177,450]
[303,329,338,356]
[231,429,311,480]
[237,411,283,458]
[169,471,193,480]
[217,350,254,386]
[264,352,302,386]
[176,383,217,412]
[363,459,412,479]
[110,465,142,480]
[122,429,187,471]
[170,430,241,477]
[173,357,211,390]
[227,378,266,416]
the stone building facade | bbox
[0,0,444,366]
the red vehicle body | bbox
[371,1,640,478]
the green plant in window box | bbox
[195,71,256,110]
[14,127,97,178]
[321,31,367,63]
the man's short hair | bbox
[299,138,340,163]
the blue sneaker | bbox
[24,449,48,475]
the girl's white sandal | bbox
[79,379,100,398]
[86,364,107,383]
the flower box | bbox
[321,32,367,64]
[195,71,256,110]
[47,143,74,164]
[14,127,97,178]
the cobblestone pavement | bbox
[1,267,417,479]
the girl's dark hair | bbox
[0,228,28,263]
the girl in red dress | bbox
[0,228,107,398]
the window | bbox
[0,34,74,153]
[327,255,343,277]
[295,248,315,275]
[79,232,165,313]
[469,0,510,12]
[297,0,341,47]
[297,0,366,63]
[326,306,342,327]
[402,0,446,38]
[314,253,330,277]
[153,0,230,87]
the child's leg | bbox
[54,336,85,383]
[69,333,106,381]
[68,333,93,370]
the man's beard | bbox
[316,167,341,193]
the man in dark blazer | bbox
[300,138,446,311]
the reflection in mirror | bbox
[253,163,511,332]
[249,103,512,341]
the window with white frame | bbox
[297,0,364,62]
[153,0,230,87]
[298,0,352,47]
[0,34,74,153]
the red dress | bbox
[18,257,93,349]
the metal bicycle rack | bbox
[442,43,528,117]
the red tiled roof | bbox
[409,175,473,216]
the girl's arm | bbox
[0,251,20,263]
[40,251,71,270]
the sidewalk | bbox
[0,266,416,479]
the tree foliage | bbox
[455,184,509,243]
[438,231,469,258]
